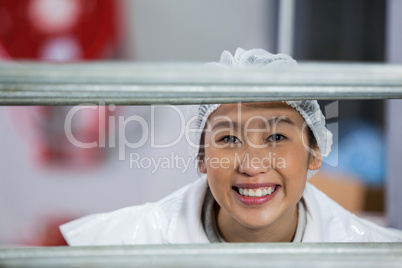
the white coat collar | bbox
[165,175,210,244]
[164,178,402,243]
[164,178,353,243]
[164,178,337,243]
[302,182,351,242]
[301,182,402,242]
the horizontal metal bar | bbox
[1,243,402,268]
[1,62,402,105]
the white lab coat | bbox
[60,176,402,245]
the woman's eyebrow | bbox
[211,121,239,131]
[242,116,296,128]
[211,117,295,131]
[268,117,296,126]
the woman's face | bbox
[200,102,321,239]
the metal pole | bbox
[278,0,296,56]
[1,243,402,268]
[1,62,402,105]
[386,0,402,230]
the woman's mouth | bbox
[232,185,280,205]
[233,186,278,197]
[236,186,277,197]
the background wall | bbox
[122,0,277,61]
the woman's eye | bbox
[268,134,286,142]
[221,135,241,144]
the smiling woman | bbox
[200,102,321,243]
[59,48,402,245]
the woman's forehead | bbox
[210,102,300,119]
[207,102,306,129]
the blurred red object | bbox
[2,0,119,168]
[31,216,71,246]
[8,106,111,168]
[0,0,119,61]
[13,214,79,246]
[0,42,10,59]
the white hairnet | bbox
[193,48,333,178]
[211,47,298,68]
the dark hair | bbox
[307,127,318,149]
[197,132,206,166]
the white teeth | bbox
[249,189,255,197]
[238,186,277,197]
[243,189,248,196]
[255,189,262,197]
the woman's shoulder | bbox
[60,177,209,246]
[303,182,402,242]
[60,202,169,246]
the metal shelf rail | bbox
[1,243,402,268]
[0,62,402,105]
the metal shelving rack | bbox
[1,62,402,267]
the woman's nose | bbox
[238,148,271,176]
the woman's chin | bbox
[234,213,278,230]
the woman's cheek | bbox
[276,146,308,174]
[206,148,237,168]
